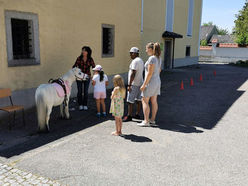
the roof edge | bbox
[162,31,183,38]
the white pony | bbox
[35,67,88,132]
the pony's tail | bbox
[35,89,47,132]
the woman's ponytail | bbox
[153,42,161,58]
[147,42,161,58]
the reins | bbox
[74,73,87,81]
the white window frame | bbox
[165,0,174,32]
[5,10,40,67]
[187,0,194,37]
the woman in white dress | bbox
[139,42,161,127]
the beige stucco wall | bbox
[174,0,202,59]
[0,0,203,92]
[141,0,202,65]
[140,0,166,63]
[0,0,141,91]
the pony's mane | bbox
[62,69,74,85]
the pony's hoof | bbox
[37,129,49,134]
[37,126,50,134]
[60,116,65,120]
[65,116,72,120]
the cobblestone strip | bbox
[0,163,62,186]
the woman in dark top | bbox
[73,46,95,110]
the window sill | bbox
[102,54,114,58]
[8,59,40,67]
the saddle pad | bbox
[52,81,70,98]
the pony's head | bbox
[72,67,88,81]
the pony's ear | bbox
[72,67,77,72]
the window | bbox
[5,10,40,67]
[165,0,174,32]
[11,19,34,59]
[102,24,114,57]
[187,0,194,36]
[186,46,191,57]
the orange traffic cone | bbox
[190,78,194,86]
[180,81,184,90]
[213,70,216,76]
[200,74,203,81]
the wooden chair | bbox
[0,88,25,130]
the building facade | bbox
[0,0,202,109]
[141,0,202,68]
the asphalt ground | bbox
[0,63,248,185]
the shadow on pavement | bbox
[121,134,152,142]
[156,64,248,132]
[0,92,113,158]
[0,64,247,158]
[158,123,203,133]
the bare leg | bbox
[142,97,150,123]
[100,99,106,113]
[136,101,142,115]
[118,117,122,135]
[150,95,158,121]
[128,103,133,116]
[96,99,101,113]
[116,116,119,133]
[112,116,120,136]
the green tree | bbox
[216,27,229,35]
[203,22,213,26]
[200,39,208,46]
[234,0,248,45]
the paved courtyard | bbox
[0,63,248,185]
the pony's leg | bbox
[64,100,70,119]
[36,93,47,133]
[46,106,52,131]
[60,104,64,119]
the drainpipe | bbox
[198,0,203,56]
[141,0,144,33]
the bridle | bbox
[74,70,87,81]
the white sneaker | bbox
[79,105,84,111]
[149,120,157,127]
[137,121,150,127]
[83,106,88,110]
